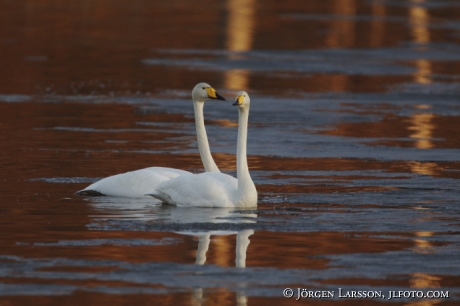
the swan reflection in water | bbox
[86,197,256,306]
[192,229,254,306]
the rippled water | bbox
[1,0,460,305]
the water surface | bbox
[1,0,460,305]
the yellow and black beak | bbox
[205,87,226,101]
[232,95,243,106]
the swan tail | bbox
[75,189,106,197]
[145,190,175,205]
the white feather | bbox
[76,82,225,198]
[147,91,257,207]
[79,167,189,198]
[148,172,238,207]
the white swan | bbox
[75,82,225,198]
[147,91,257,208]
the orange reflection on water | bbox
[370,0,386,48]
[224,69,252,92]
[322,0,357,92]
[325,0,356,48]
[408,112,435,149]
[321,106,460,154]
[413,239,433,254]
[2,0,448,97]
[413,59,433,85]
[209,235,234,267]
[224,0,255,91]
[226,0,256,52]
[409,0,431,44]
[407,271,442,306]
[209,118,239,127]
[407,161,441,176]
[412,231,434,254]
[410,273,441,289]
[409,0,433,84]
[244,231,412,270]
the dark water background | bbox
[1,0,460,305]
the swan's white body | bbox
[77,167,189,198]
[147,91,257,208]
[75,83,224,198]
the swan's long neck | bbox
[235,229,254,268]
[236,106,257,206]
[195,234,210,265]
[193,101,220,173]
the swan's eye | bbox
[202,87,205,90]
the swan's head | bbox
[192,82,225,102]
[232,91,250,108]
